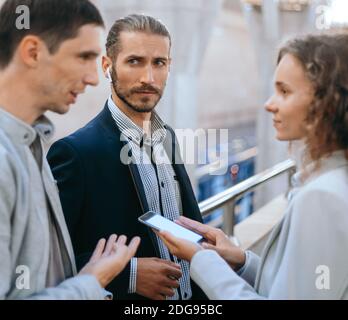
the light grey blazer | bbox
[0,108,104,300]
[190,151,348,299]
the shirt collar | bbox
[107,95,167,146]
[0,107,54,146]
[292,150,348,188]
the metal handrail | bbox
[198,159,296,235]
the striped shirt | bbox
[107,96,192,300]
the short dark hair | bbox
[278,33,348,168]
[106,14,171,59]
[0,0,104,69]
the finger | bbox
[163,278,180,288]
[159,231,178,247]
[176,217,210,236]
[160,287,175,297]
[157,236,180,258]
[126,236,141,258]
[157,232,174,248]
[161,259,181,270]
[116,235,127,246]
[102,234,117,257]
[165,266,182,279]
[90,238,106,262]
[202,242,216,250]
[154,294,166,301]
[176,216,205,230]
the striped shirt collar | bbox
[107,96,167,146]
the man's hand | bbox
[136,257,182,300]
[79,234,140,288]
[175,216,246,270]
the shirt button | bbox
[161,181,165,188]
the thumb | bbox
[202,242,216,251]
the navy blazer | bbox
[47,102,207,300]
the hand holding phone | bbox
[138,211,204,243]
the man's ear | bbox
[17,35,46,68]
[101,55,112,74]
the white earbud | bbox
[106,67,112,83]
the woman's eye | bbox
[280,88,289,96]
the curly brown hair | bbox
[278,34,348,169]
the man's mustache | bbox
[131,85,161,95]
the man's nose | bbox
[84,64,99,87]
[140,66,155,84]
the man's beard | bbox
[110,67,164,113]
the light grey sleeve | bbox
[0,152,104,300]
[236,250,260,287]
[0,150,16,299]
[27,275,105,300]
[190,250,266,300]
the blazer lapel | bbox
[98,103,160,256]
[42,161,77,275]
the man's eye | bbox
[155,60,165,66]
[128,59,139,65]
[79,54,95,61]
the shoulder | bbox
[48,111,110,157]
[299,165,348,204]
[289,166,348,233]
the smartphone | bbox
[138,211,204,243]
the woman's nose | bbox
[264,95,277,113]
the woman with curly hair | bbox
[157,33,348,299]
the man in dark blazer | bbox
[47,14,207,300]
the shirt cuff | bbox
[128,257,137,294]
[102,289,113,300]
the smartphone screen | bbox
[139,212,203,243]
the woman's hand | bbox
[156,230,202,262]
[175,216,246,270]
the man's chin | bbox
[134,106,156,113]
[127,101,158,113]
[49,104,71,115]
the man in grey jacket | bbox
[0,0,140,299]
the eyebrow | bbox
[125,54,169,61]
[275,81,289,87]
[78,50,100,58]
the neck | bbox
[111,90,152,135]
[0,68,43,125]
